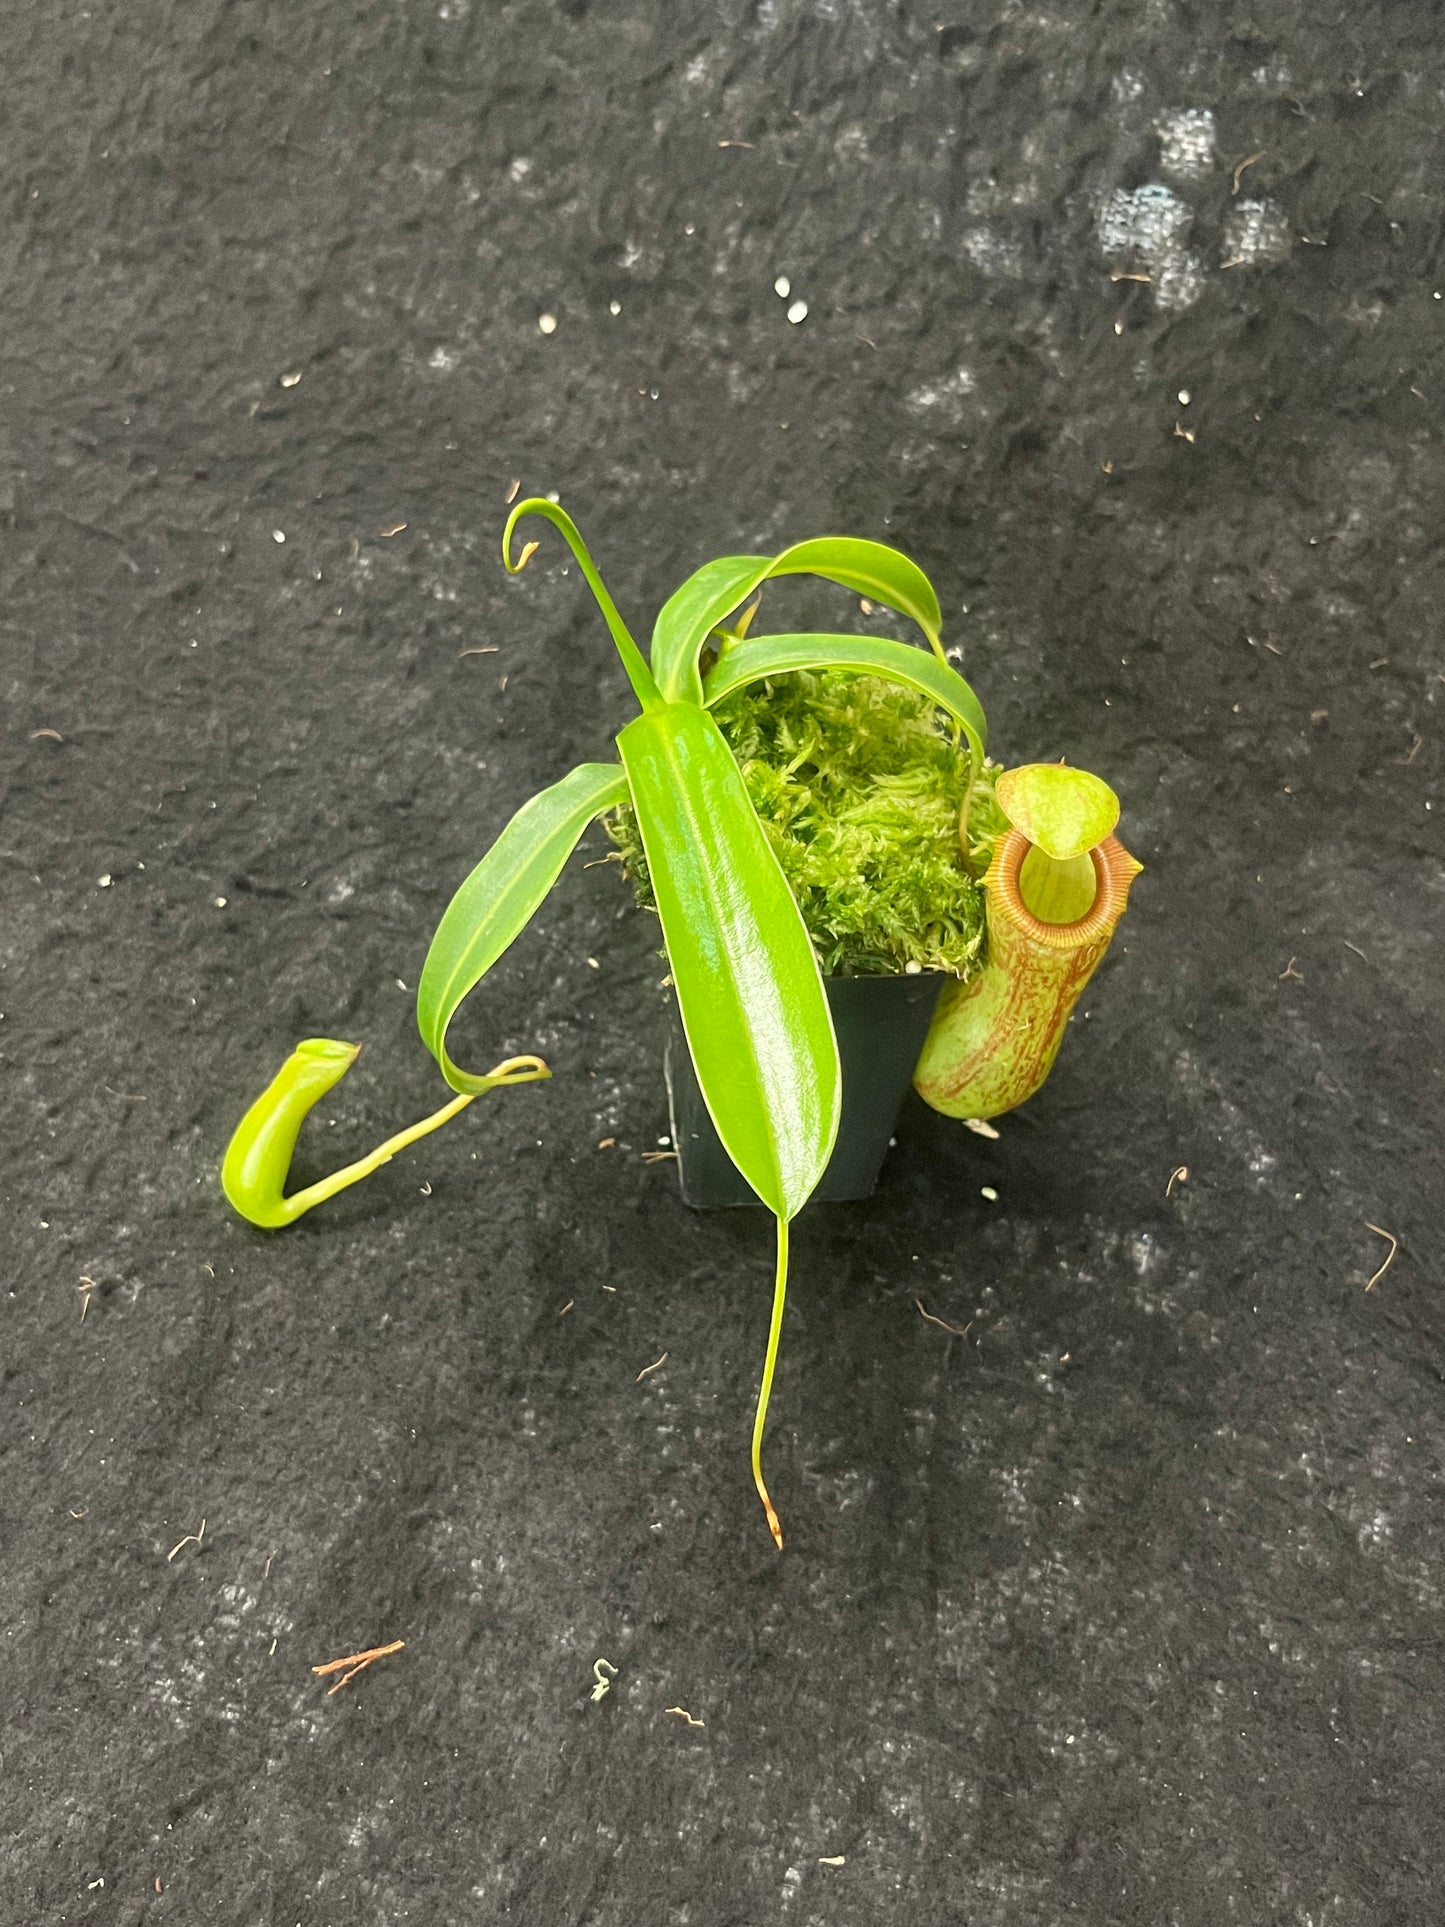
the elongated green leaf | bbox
[418,762,630,1092]
[703,631,987,776]
[617,702,840,1219]
[650,537,945,705]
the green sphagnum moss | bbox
[610,669,1006,978]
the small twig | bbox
[458,645,498,656]
[636,1351,668,1382]
[962,1117,1000,1139]
[664,1704,705,1727]
[1232,150,1266,194]
[1363,1224,1398,1293]
[167,1519,206,1562]
[29,727,64,742]
[312,1639,404,1695]
[505,478,521,505]
[1279,958,1304,981]
[1220,256,1248,270]
[1401,734,1423,765]
[77,1276,99,1321]
[590,1658,618,1703]
[641,1149,678,1164]
[1343,940,1368,960]
[717,139,755,149]
[1165,1165,1189,1198]
[559,1300,575,1317]
[818,1855,847,1867]
[915,1299,971,1338]
[379,522,408,538]
[1110,270,1152,284]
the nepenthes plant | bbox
[223,499,1140,1546]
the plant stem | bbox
[751,1214,790,1550]
[280,1091,476,1219]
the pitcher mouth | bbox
[986,829,1143,952]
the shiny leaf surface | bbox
[617,701,840,1220]
[417,762,630,1092]
[651,537,946,705]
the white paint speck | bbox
[272,529,286,543]
[1152,250,1207,312]
[1221,197,1292,266]
[98,874,112,887]
[538,313,558,336]
[213,896,227,908]
[774,275,790,298]
[609,299,621,315]
[1098,182,1192,256]
[961,227,1025,278]
[981,1185,998,1201]
[1155,107,1216,182]
[1178,389,1191,405]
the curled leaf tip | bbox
[515,538,540,571]
[483,1053,552,1086]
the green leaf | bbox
[994,764,1119,860]
[616,701,840,1220]
[702,632,987,777]
[650,537,945,705]
[417,762,630,1092]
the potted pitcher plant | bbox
[222,500,1141,1546]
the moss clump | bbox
[610,669,1006,978]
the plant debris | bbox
[166,1519,206,1562]
[915,1299,972,1337]
[312,1639,404,1695]
[1364,1223,1398,1292]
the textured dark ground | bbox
[4,3,1444,1923]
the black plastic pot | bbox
[663,973,944,1208]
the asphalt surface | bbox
[4,3,1442,1923]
